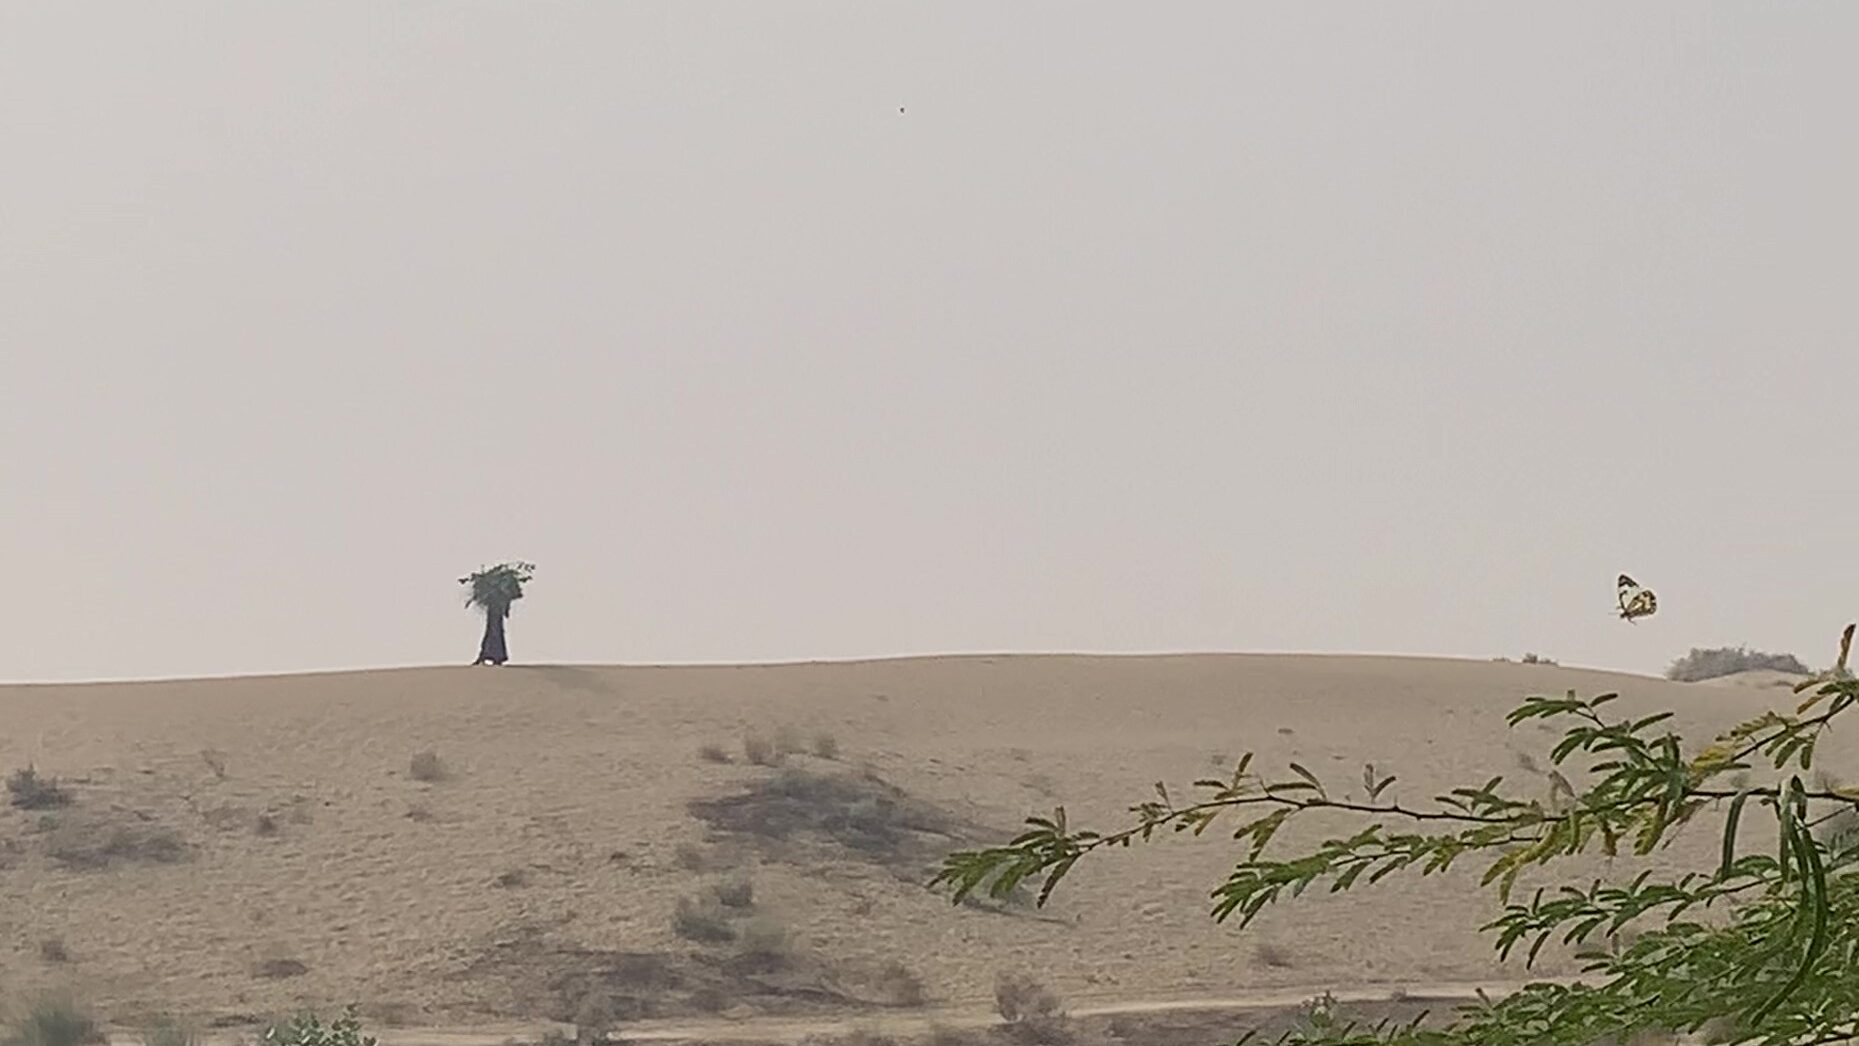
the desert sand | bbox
[0,655,1834,1039]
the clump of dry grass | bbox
[672,898,737,944]
[39,937,70,963]
[698,743,733,764]
[42,812,187,870]
[712,876,754,909]
[409,750,449,783]
[7,767,73,810]
[737,917,791,970]
[873,959,927,1007]
[811,732,840,760]
[1254,940,1295,968]
[994,972,1069,1044]
[3,995,100,1046]
[743,732,784,768]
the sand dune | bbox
[0,655,1827,1035]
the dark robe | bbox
[475,608,509,665]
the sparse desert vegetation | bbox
[408,750,449,782]
[1,997,99,1046]
[7,766,73,810]
[1665,644,1810,682]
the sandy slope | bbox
[0,655,1831,1032]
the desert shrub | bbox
[712,876,754,909]
[994,971,1068,1043]
[811,732,841,760]
[994,971,1061,1023]
[698,743,732,764]
[142,1022,199,1046]
[200,749,229,780]
[1665,645,1810,682]
[672,898,736,944]
[408,751,449,782]
[674,842,710,871]
[774,724,807,756]
[7,767,73,810]
[255,958,310,979]
[1520,652,1557,666]
[1253,940,1294,968]
[39,937,70,963]
[737,917,791,968]
[873,959,927,1007]
[44,814,187,869]
[742,732,784,767]
[263,1008,376,1046]
[2,997,99,1046]
[691,768,955,865]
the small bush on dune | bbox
[408,751,449,783]
[698,743,732,764]
[737,917,791,969]
[672,897,737,944]
[142,1022,199,1046]
[44,813,187,869]
[712,876,754,909]
[7,767,73,810]
[994,971,1063,1024]
[742,732,784,767]
[1666,645,1810,682]
[811,732,841,760]
[2,997,100,1046]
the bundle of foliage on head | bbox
[1667,646,1812,683]
[936,625,1859,1045]
[459,562,535,614]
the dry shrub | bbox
[811,732,840,760]
[409,751,449,782]
[1254,940,1295,968]
[43,813,187,869]
[253,957,309,979]
[689,768,961,867]
[773,725,807,756]
[742,732,784,768]
[995,971,1069,1043]
[712,876,754,909]
[672,898,737,944]
[874,959,926,1007]
[7,767,73,810]
[39,938,70,963]
[141,1021,199,1046]
[737,917,790,969]
[1666,646,1810,682]
[200,750,229,780]
[3,996,100,1046]
[698,743,733,764]
[674,843,710,872]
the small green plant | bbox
[264,1007,376,1046]
[672,897,736,944]
[7,766,73,810]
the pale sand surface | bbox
[1,655,1837,1034]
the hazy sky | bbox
[3,4,1855,683]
